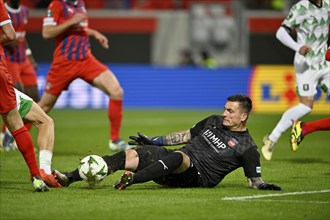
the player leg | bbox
[291,117,330,152]
[2,61,39,149]
[290,117,330,152]
[1,62,24,149]
[55,145,171,187]
[0,72,48,191]
[38,92,59,113]
[92,69,129,150]
[2,109,49,191]
[262,101,312,160]
[24,102,54,174]
[23,102,61,187]
[290,69,330,151]
[114,148,190,190]
[302,117,330,135]
[2,109,36,172]
[1,125,16,151]
[36,92,60,186]
[54,149,135,187]
[262,70,315,160]
[0,123,4,149]
[31,70,62,185]
[79,55,129,150]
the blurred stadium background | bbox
[21,0,329,113]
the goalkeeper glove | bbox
[128,132,164,146]
[258,183,282,191]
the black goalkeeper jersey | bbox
[180,115,261,187]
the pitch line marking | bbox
[241,199,330,204]
[222,189,330,201]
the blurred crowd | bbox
[21,0,298,10]
[19,0,300,68]
[21,0,225,10]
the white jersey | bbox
[282,0,329,71]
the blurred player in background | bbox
[54,94,281,191]
[4,0,39,101]
[262,0,330,160]
[178,49,197,66]
[38,0,130,151]
[0,0,48,192]
[0,0,40,150]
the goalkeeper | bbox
[55,94,281,191]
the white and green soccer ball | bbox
[78,155,108,182]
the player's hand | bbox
[94,31,109,49]
[5,39,18,49]
[298,45,310,56]
[258,183,282,191]
[128,132,163,146]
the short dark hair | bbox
[227,94,252,113]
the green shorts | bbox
[18,97,33,118]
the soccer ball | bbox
[78,155,108,182]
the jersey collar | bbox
[65,0,78,6]
[4,2,22,13]
[308,0,323,8]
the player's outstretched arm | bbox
[163,130,191,145]
[129,130,191,146]
[248,177,282,190]
[128,132,163,146]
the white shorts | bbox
[295,67,330,97]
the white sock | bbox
[39,150,53,174]
[269,103,311,143]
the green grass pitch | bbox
[1,109,329,220]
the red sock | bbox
[1,123,6,133]
[24,122,32,130]
[12,126,39,178]
[302,117,330,136]
[108,99,123,141]
[1,123,32,133]
[1,123,32,134]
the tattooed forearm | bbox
[247,177,264,189]
[163,130,191,145]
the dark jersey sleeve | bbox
[241,147,261,178]
[189,115,216,138]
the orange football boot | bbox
[40,169,62,188]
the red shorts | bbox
[6,59,37,86]
[0,68,17,114]
[45,53,108,96]
[326,48,330,61]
